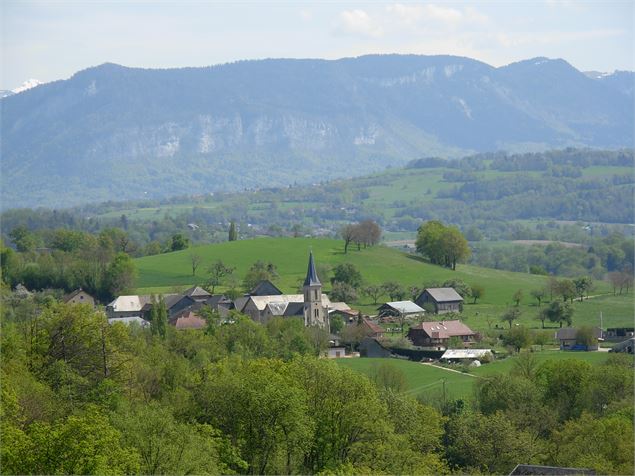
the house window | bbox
[314,308,319,318]
[314,289,318,300]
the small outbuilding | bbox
[377,300,425,318]
[440,348,492,363]
[359,337,393,358]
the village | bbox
[56,252,633,368]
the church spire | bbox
[303,251,321,286]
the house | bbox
[407,320,476,350]
[415,288,463,314]
[359,337,393,358]
[169,310,207,330]
[249,280,283,296]
[377,300,425,318]
[555,327,602,351]
[183,285,212,302]
[440,348,492,363]
[108,316,150,328]
[62,288,95,307]
[106,295,152,319]
[362,318,384,339]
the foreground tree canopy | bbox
[1,293,633,475]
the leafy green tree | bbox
[381,281,406,301]
[503,325,532,353]
[168,233,189,251]
[530,288,546,307]
[369,362,407,393]
[512,289,524,306]
[155,296,168,339]
[362,284,383,304]
[331,263,363,288]
[330,281,358,302]
[575,326,597,348]
[445,410,538,474]
[2,408,140,475]
[573,276,593,301]
[542,300,574,328]
[501,307,521,328]
[329,315,344,334]
[539,359,593,421]
[555,278,576,303]
[113,402,243,475]
[415,221,470,270]
[104,252,136,297]
[228,221,238,241]
[243,260,278,292]
[196,359,312,474]
[550,413,634,475]
[8,225,38,252]
[471,284,484,304]
[206,260,235,293]
[532,330,552,350]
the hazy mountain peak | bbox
[1,54,632,209]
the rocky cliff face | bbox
[1,55,632,208]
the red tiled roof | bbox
[410,320,474,339]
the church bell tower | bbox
[303,252,328,329]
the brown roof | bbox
[363,318,384,335]
[170,311,207,329]
[62,288,92,303]
[410,320,475,339]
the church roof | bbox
[303,252,321,286]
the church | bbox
[234,252,334,329]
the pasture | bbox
[133,237,631,331]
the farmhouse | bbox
[555,327,602,351]
[62,288,95,307]
[183,285,212,302]
[106,295,152,319]
[415,288,463,314]
[407,320,476,350]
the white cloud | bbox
[332,9,383,38]
[386,3,488,29]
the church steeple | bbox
[303,251,328,328]
[304,251,321,286]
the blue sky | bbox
[1,1,633,89]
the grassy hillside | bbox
[134,237,631,330]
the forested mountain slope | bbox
[1,55,632,208]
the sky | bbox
[1,0,633,90]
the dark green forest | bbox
[1,295,633,475]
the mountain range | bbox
[1,54,633,209]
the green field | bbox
[336,351,617,401]
[134,237,632,331]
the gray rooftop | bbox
[424,287,464,302]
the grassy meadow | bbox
[336,351,619,401]
[134,237,632,331]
